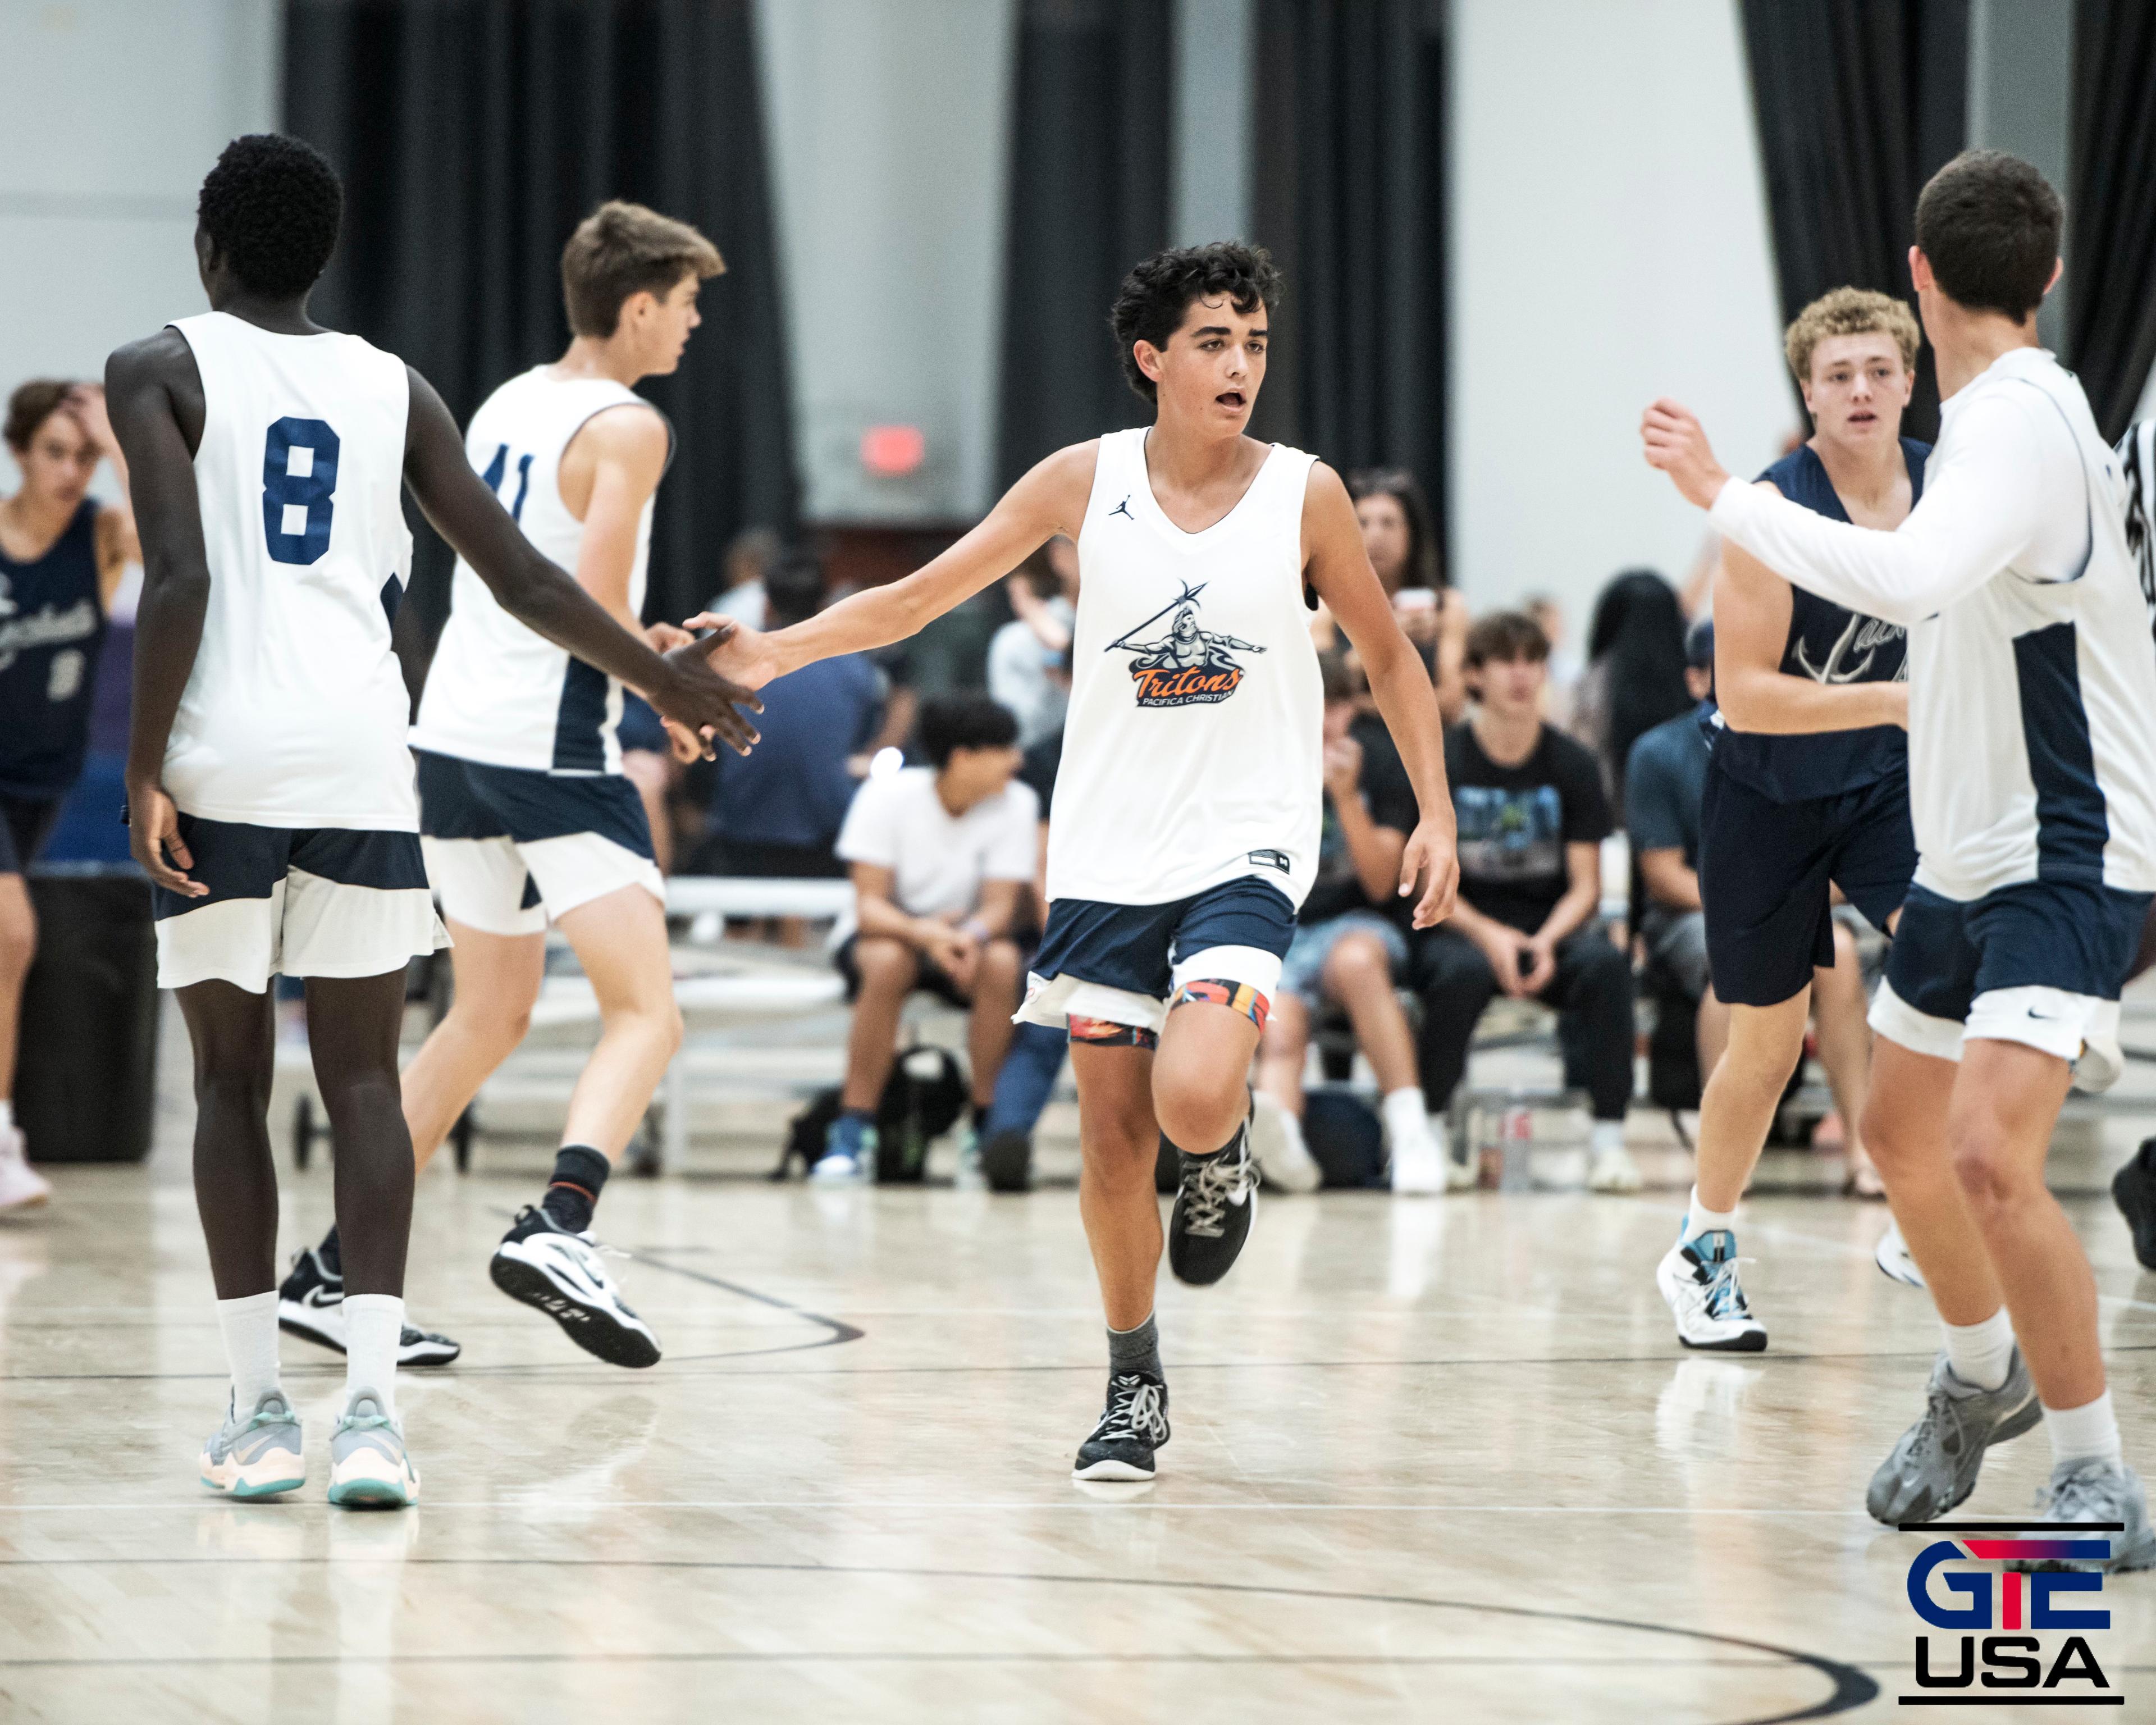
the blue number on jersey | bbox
[480,443,535,523]
[262,417,342,565]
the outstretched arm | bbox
[701,443,1099,690]
[1714,490,1908,735]
[1304,462,1458,928]
[1642,396,2044,626]
[400,368,761,754]
[106,331,212,895]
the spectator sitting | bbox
[707,524,779,629]
[1254,655,1446,1194]
[1413,611,1641,1192]
[818,695,1038,1183]
[1625,620,1728,1082]
[687,549,884,879]
[1345,468,1469,725]
[986,536,1076,747]
[1569,568,1692,810]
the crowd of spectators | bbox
[650,473,1872,1196]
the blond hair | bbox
[1783,286,1920,384]
[561,200,724,339]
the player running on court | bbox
[107,135,757,1507]
[1645,150,2156,1568]
[704,242,1458,1481]
[1657,288,1924,1352]
[278,201,723,1370]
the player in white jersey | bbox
[277,202,723,1371]
[1645,150,2156,1568]
[702,243,1459,1481]
[106,136,760,1508]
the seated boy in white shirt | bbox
[819,694,1038,1180]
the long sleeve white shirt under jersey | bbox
[1707,347,2156,901]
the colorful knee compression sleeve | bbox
[1171,978,1270,1032]
[1068,1015,1159,1049]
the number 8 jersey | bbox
[165,311,417,828]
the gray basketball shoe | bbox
[199,1389,305,1499]
[327,1390,419,1508]
[1867,1347,2040,1525]
[2008,1459,2156,1573]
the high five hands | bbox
[1639,399,1732,510]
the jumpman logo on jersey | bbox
[1108,495,1136,522]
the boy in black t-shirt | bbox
[1413,612,1640,1190]
[1253,658,1449,1193]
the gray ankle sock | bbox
[1107,1313,1162,1380]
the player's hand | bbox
[1399,817,1459,930]
[1322,734,1364,801]
[1641,399,1731,510]
[126,781,204,896]
[651,619,763,759]
[662,718,704,764]
[645,620,693,654]
[1519,934,1557,995]
[682,612,783,693]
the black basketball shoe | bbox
[2115,1137,2156,1272]
[277,1246,462,1366]
[1072,1371,1171,1481]
[1167,1113,1258,1286]
[980,1129,1033,1193]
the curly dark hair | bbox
[1109,241,1282,403]
[198,134,343,299]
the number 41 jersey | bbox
[166,312,417,829]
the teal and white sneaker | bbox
[200,1389,305,1499]
[813,1112,876,1185]
[327,1390,419,1509]
[1656,1229,1767,1352]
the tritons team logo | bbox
[1106,581,1264,708]
[1900,1519,2120,1703]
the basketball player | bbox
[279,201,721,1371]
[1657,288,1924,1352]
[701,242,1458,1481]
[1645,150,2156,1566]
[0,380,137,1212]
[106,135,758,1506]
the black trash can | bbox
[17,865,159,1163]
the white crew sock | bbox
[1682,1184,1737,1242]
[342,1293,404,1419]
[215,1290,282,1413]
[1589,1120,1629,1158]
[0,1098,14,1131]
[1941,1308,2016,1393]
[1381,1088,1429,1144]
[2044,1389,2124,1469]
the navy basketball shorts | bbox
[1871,879,2154,1089]
[1698,764,1916,1008]
[152,813,447,992]
[417,749,663,937]
[1017,877,1297,1039]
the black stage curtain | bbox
[1739,0,1967,441]
[995,0,1174,488]
[1250,0,1447,544]
[284,0,797,637]
[2068,0,2156,442]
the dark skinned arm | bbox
[399,367,761,755]
[106,330,212,895]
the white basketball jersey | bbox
[164,312,415,829]
[411,368,659,775]
[1046,428,1324,907]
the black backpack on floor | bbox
[776,1044,970,1183]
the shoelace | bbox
[1181,1147,1250,1238]
[1700,1253,1753,1323]
[2040,1459,2118,1522]
[1095,1377,1169,1445]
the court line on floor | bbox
[0,1560,1876,1722]
[0,1502,1879,1515]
